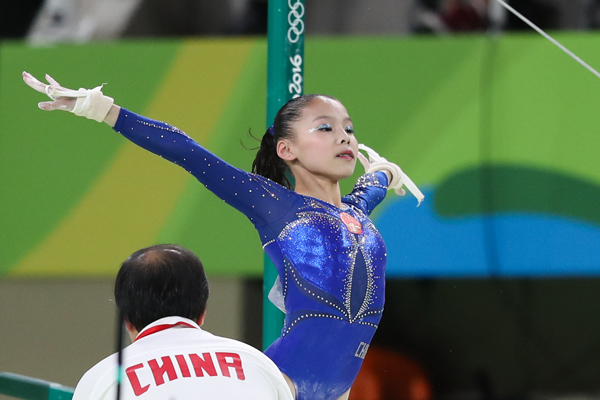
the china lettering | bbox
[289,54,303,98]
[287,0,304,44]
[126,351,246,396]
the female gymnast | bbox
[23,72,423,400]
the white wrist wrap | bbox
[358,143,425,206]
[72,86,114,123]
[367,161,403,189]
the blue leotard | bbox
[114,109,388,400]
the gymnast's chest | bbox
[276,201,387,289]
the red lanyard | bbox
[134,321,197,342]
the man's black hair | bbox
[114,244,209,332]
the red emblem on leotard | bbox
[340,212,363,234]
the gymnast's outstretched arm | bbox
[22,72,296,227]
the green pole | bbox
[263,0,305,350]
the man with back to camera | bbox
[72,244,293,400]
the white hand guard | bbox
[23,72,114,123]
[45,84,114,123]
[358,143,425,206]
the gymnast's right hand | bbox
[22,71,115,124]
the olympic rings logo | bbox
[287,0,304,44]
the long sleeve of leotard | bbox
[113,109,296,226]
[342,172,389,215]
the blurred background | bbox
[4,0,600,42]
[6,0,600,40]
[2,1,600,400]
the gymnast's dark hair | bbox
[252,94,338,189]
[114,244,209,332]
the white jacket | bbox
[72,316,293,400]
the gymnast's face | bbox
[278,96,358,182]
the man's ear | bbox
[124,319,139,341]
[197,311,207,327]
[277,139,296,161]
[125,319,136,333]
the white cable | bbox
[493,0,600,80]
